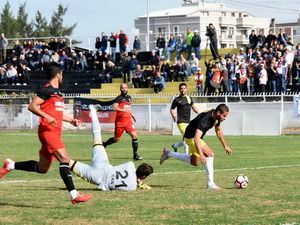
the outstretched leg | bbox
[89,104,102,145]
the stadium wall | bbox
[0,102,299,135]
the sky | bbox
[0,0,299,42]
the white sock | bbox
[69,189,79,199]
[168,151,191,164]
[7,159,15,170]
[90,106,102,144]
[183,142,189,154]
[205,157,214,186]
[173,140,184,149]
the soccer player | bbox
[0,62,92,204]
[103,83,143,160]
[69,105,153,190]
[170,83,200,154]
[160,104,232,190]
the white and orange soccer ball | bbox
[234,174,249,189]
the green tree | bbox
[16,2,33,38]
[0,2,17,38]
[48,4,76,37]
[33,11,49,37]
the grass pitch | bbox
[0,131,300,225]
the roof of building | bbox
[138,3,248,18]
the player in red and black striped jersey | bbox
[0,62,91,204]
[103,83,143,160]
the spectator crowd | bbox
[0,27,300,95]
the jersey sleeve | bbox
[187,96,194,106]
[170,98,178,110]
[36,87,51,100]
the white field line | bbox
[1,164,300,185]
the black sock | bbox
[103,137,115,148]
[132,139,139,157]
[59,163,75,192]
[15,160,39,172]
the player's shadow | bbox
[0,201,45,209]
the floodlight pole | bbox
[146,0,150,51]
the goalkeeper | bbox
[69,105,153,191]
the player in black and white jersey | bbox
[170,83,200,154]
[160,104,232,190]
[69,105,153,191]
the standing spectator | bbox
[247,59,256,94]
[264,30,277,48]
[120,51,131,83]
[175,34,185,59]
[285,47,294,85]
[277,29,288,46]
[48,38,60,53]
[170,83,200,154]
[195,68,204,94]
[267,61,277,92]
[276,56,287,92]
[156,33,166,58]
[248,30,258,49]
[185,28,194,60]
[206,23,219,60]
[103,83,143,160]
[191,30,201,60]
[109,32,117,62]
[133,36,141,53]
[95,37,101,51]
[129,54,139,83]
[100,32,108,53]
[258,63,268,93]
[221,60,230,93]
[256,30,266,49]
[237,63,248,93]
[118,30,128,53]
[153,72,166,93]
[0,33,8,64]
[165,34,176,60]
[0,62,92,204]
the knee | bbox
[37,166,49,174]
[115,138,121,143]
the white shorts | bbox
[72,145,110,186]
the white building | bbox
[134,0,271,50]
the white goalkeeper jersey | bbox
[98,162,137,191]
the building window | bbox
[231,12,235,17]
[158,27,166,37]
[239,13,242,18]
[229,44,234,48]
[293,29,297,35]
[173,26,179,36]
[221,44,227,48]
[221,12,226,16]
[228,27,234,38]
[202,11,209,16]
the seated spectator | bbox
[41,48,51,65]
[77,52,88,71]
[50,51,60,63]
[132,64,145,88]
[175,34,185,59]
[188,52,199,75]
[159,58,170,82]
[152,72,166,93]
[59,51,69,71]
[5,63,17,85]
[149,49,160,67]
[17,61,31,85]
[69,50,78,70]
[0,64,7,84]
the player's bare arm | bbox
[214,125,232,155]
[170,108,177,122]
[63,115,81,127]
[191,103,201,114]
[194,129,206,164]
[28,96,56,125]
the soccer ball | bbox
[234,174,249,189]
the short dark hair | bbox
[179,83,187,89]
[43,62,62,80]
[136,163,153,179]
[215,104,229,114]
